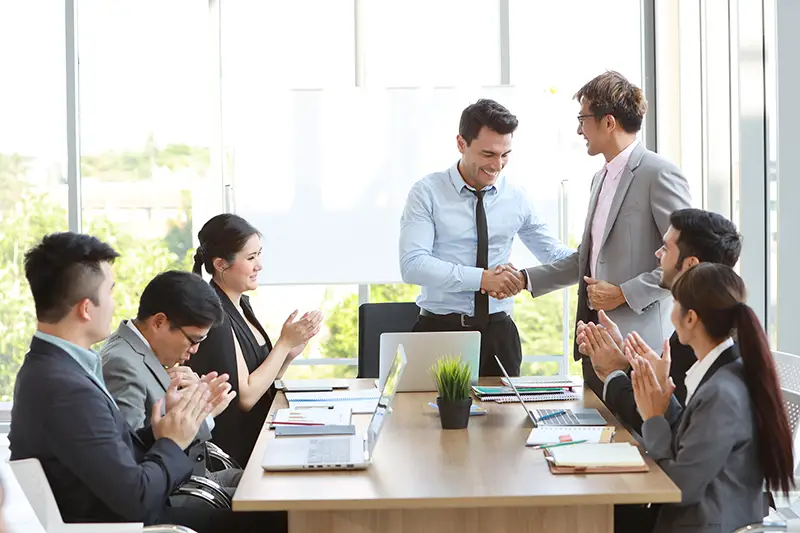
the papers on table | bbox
[285,388,381,414]
[501,376,579,388]
[546,442,646,468]
[526,426,615,446]
[270,407,353,428]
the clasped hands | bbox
[482,263,525,300]
[577,311,674,420]
[164,367,237,419]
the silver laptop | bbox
[493,355,607,426]
[379,331,480,392]
[262,345,407,471]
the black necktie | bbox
[469,189,489,327]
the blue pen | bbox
[537,410,566,421]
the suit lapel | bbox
[598,142,647,253]
[116,321,170,391]
[696,345,739,392]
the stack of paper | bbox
[526,426,615,446]
[270,407,352,428]
[285,388,381,414]
[547,442,645,468]
[501,376,578,388]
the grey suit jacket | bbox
[524,142,692,356]
[642,348,765,533]
[100,320,211,475]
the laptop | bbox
[493,355,607,427]
[378,331,480,392]
[262,345,407,471]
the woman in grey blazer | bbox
[629,263,793,533]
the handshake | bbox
[481,263,526,300]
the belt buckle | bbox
[460,314,470,328]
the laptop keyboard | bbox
[307,438,351,464]
[536,408,581,426]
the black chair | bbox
[357,302,420,378]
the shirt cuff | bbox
[525,269,533,292]
[206,415,215,432]
[602,370,627,403]
[463,266,484,292]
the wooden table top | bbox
[233,379,681,512]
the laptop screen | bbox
[366,344,407,456]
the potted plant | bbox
[430,355,473,429]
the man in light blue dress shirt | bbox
[399,99,574,375]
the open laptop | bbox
[262,345,407,471]
[494,355,606,427]
[379,331,480,392]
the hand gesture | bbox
[631,355,675,421]
[278,309,323,348]
[582,322,628,381]
[166,365,200,390]
[287,341,308,361]
[152,382,213,450]
[624,332,671,391]
[576,310,623,356]
[200,372,237,418]
[483,264,525,300]
[584,276,626,311]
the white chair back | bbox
[8,458,142,533]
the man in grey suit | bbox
[101,270,241,495]
[514,71,692,398]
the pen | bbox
[295,404,335,409]
[537,410,566,421]
[532,439,587,450]
[271,421,325,426]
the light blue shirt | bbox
[34,331,118,408]
[399,162,575,316]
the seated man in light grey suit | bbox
[101,270,241,496]
[510,71,692,399]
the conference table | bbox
[233,379,681,533]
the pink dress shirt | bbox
[589,140,639,278]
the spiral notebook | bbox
[480,391,580,403]
[285,388,381,414]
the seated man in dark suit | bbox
[9,232,286,533]
[101,270,241,497]
[578,208,742,434]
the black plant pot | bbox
[436,397,471,429]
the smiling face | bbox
[655,226,700,289]
[576,98,608,157]
[457,126,512,190]
[215,233,263,293]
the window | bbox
[78,1,219,327]
[508,0,643,375]
[0,4,68,400]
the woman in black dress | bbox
[188,214,323,466]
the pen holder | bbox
[436,397,471,430]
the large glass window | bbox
[78,1,218,327]
[0,4,68,400]
[509,0,643,375]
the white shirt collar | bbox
[684,337,735,403]
[125,319,151,349]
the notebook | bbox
[480,392,580,403]
[285,388,381,414]
[527,426,615,446]
[547,443,646,468]
[501,376,578,388]
[269,407,352,428]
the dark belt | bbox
[419,308,509,328]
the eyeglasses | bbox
[177,326,207,347]
[577,114,595,126]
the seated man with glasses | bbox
[101,270,242,497]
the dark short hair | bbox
[458,99,518,145]
[669,208,741,268]
[24,232,120,323]
[137,271,223,329]
[574,71,647,133]
[192,214,261,276]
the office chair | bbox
[731,351,800,532]
[357,302,419,378]
[205,441,240,471]
[9,458,200,532]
